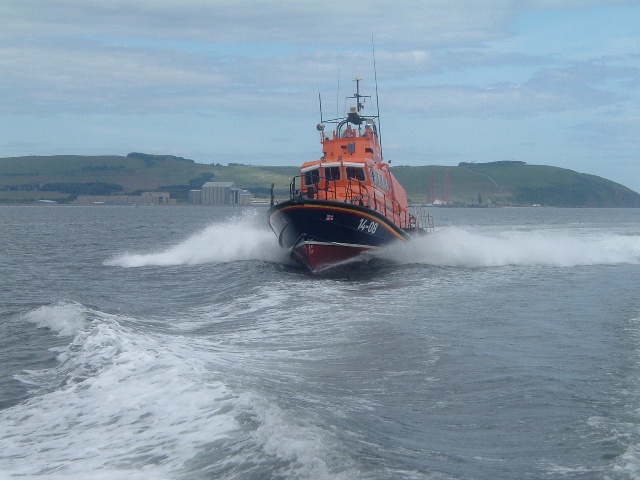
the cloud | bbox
[4,1,636,49]
[2,0,515,46]
[2,35,634,119]
[378,55,638,120]
[3,0,637,117]
[571,115,640,154]
[0,37,230,114]
[1,0,639,191]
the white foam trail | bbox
[237,392,357,480]
[5,301,357,479]
[105,211,284,268]
[3,306,239,479]
[381,227,640,268]
[24,301,87,336]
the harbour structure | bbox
[73,192,174,205]
[196,182,251,206]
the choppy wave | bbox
[1,301,356,479]
[380,227,640,268]
[5,207,640,479]
[106,214,640,271]
[2,303,238,478]
[24,301,87,336]
[105,211,285,268]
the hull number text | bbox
[358,219,379,234]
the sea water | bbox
[1,205,640,479]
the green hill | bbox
[392,161,640,207]
[1,154,638,207]
[0,154,298,203]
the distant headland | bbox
[1,154,639,207]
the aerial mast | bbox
[354,77,363,113]
[372,37,383,159]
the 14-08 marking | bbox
[358,218,378,234]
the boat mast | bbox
[372,39,383,159]
[354,77,364,114]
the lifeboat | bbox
[267,78,433,272]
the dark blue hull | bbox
[267,199,409,271]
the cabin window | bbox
[324,166,341,181]
[346,166,366,182]
[348,142,356,154]
[370,168,389,191]
[304,168,320,186]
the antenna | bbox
[336,70,340,120]
[318,92,323,123]
[372,36,383,158]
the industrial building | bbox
[73,192,174,205]
[192,182,251,206]
[188,189,202,204]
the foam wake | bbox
[4,301,356,479]
[105,212,284,268]
[24,301,87,337]
[4,303,240,478]
[381,227,640,268]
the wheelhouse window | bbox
[304,168,320,186]
[346,166,366,182]
[324,166,341,182]
[369,168,389,191]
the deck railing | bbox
[290,175,421,230]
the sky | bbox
[1,0,639,191]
